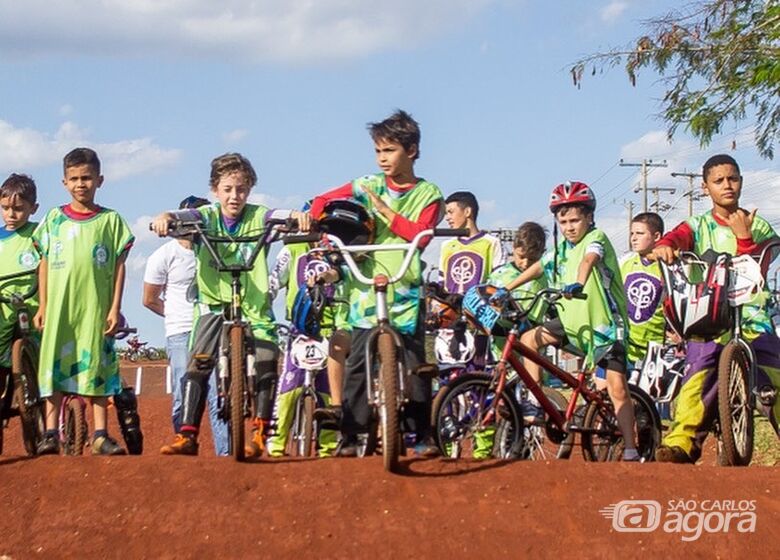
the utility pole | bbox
[620,159,668,213]
[616,198,634,251]
[644,186,676,212]
[671,170,703,217]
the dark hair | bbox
[209,153,257,189]
[63,147,101,175]
[703,154,740,180]
[554,203,594,220]
[632,212,664,235]
[0,173,37,204]
[368,109,421,160]
[179,195,210,210]
[445,191,479,221]
[514,222,547,262]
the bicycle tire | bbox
[430,381,451,448]
[301,393,315,457]
[717,341,753,466]
[63,399,87,456]
[434,373,524,460]
[377,332,401,472]
[229,325,246,462]
[12,339,44,456]
[581,384,661,462]
[525,386,574,461]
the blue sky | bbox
[1,0,778,345]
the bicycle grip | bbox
[433,228,469,237]
[571,292,588,300]
[283,233,321,245]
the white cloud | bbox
[600,1,628,24]
[248,191,306,211]
[223,129,249,144]
[59,104,73,117]
[0,119,182,181]
[0,0,496,63]
[130,214,160,246]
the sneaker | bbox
[92,435,127,456]
[313,405,342,430]
[413,438,440,458]
[36,432,60,455]
[520,400,544,426]
[655,445,693,464]
[245,419,267,459]
[622,448,641,462]
[335,435,358,457]
[160,433,199,456]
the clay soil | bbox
[0,363,778,559]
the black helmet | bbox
[179,195,210,210]
[318,199,375,246]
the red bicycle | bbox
[435,285,662,461]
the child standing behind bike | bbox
[652,154,780,464]
[496,181,639,461]
[619,212,667,367]
[0,174,40,382]
[300,109,445,457]
[33,148,133,455]
[153,153,280,458]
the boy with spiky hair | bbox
[33,148,133,455]
[652,154,780,463]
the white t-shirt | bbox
[143,239,197,338]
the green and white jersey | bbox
[620,252,666,363]
[343,174,443,335]
[540,227,627,369]
[439,232,505,295]
[194,203,276,342]
[269,242,347,335]
[686,211,778,340]
[488,261,547,324]
[34,207,133,397]
[0,222,40,367]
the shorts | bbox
[541,318,627,375]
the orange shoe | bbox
[244,419,267,459]
[160,433,199,456]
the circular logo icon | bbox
[18,250,38,269]
[93,244,109,267]
[626,274,662,323]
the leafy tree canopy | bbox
[572,0,780,158]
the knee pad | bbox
[114,387,143,455]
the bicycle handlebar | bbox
[504,286,587,323]
[0,269,38,305]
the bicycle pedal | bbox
[753,385,777,407]
[411,363,439,378]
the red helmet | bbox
[549,181,596,213]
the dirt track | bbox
[1,365,778,559]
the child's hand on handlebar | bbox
[291,210,313,232]
[562,283,583,298]
[648,245,676,264]
[308,269,340,286]
[489,287,509,305]
[150,213,174,237]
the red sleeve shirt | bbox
[309,179,443,247]
[657,211,758,256]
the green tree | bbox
[572,0,780,158]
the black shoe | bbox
[413,438,440,458]
[335,435,358,457]
[92,435,127,456]
[36,433,60,455]
[313,405,342,430]
[655,445,693,464]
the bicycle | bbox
[0,269,44,456]
[435,285,662,462]
[288,226,468,472]
[159,214,297,461]
[660,241,780,466]
[278,324,331,457]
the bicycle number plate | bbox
[462,286,500,333]
[290,335,329,370]
[728,255,764,306]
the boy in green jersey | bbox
[619,212,667,366]
[496,181,639,461]
[300,110,445,457]
[33,148,133,456]
[652,154,780,463]
[153,153,282,458]
[0,174,40,382]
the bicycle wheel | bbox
[63,399,87,456]
[581,385,661,462]
[523,386,573,461]
[229,325,246,462]
[430,380,451,448]
[717,341,754,466]
[288,393,316,457]
[12,339,44,456]
[435,373,524,460]
[377,332,401,472]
